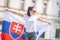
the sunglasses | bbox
[33,10,36,12]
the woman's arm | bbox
[6,8,24,17]
[37,18,51,25]
[0,7,24,17]
[36,13,51,25]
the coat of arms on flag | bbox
[9,21,24,39]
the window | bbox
[20,0,25,10]
[57,0,60,17]
[32,0,36,7]
[43,0,49,15]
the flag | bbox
[36,21,49,39]
[1,11,26,40]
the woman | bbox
[1,7,51,40]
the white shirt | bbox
[24,14,38,33]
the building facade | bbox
[0,0,60,39]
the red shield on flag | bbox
[9,21,24,39]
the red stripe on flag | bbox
[1,32,24,40]
[1,32,12,40]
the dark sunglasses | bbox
[33,10,36,12]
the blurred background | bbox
[0,0,60,40]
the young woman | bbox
[1,7,51,40]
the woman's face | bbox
[29,8,36,16]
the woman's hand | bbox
[0,7,6,11]
[4,7,9,11]
[48,22,51,25]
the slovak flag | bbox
[36,20,50,39]
[1,11,25,40]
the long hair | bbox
[27,7,34,17]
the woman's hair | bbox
[27,7,34,17]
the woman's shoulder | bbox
[24,13,28,18]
